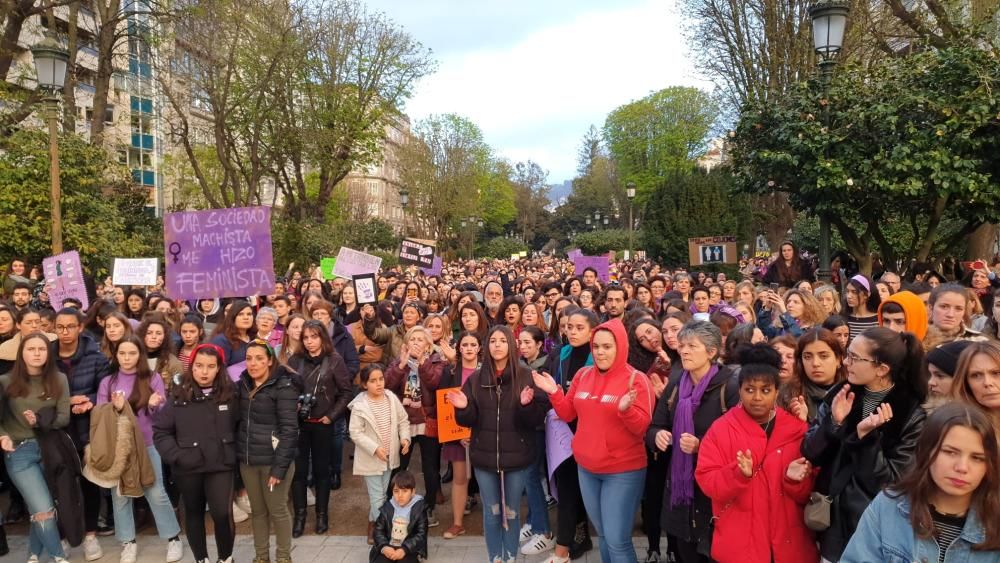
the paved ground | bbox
[7,533,655,562]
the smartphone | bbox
[769,283,780,292]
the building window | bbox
[104,104,114,124]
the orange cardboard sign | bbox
[436,387,471,443]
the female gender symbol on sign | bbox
[169,242,182,264]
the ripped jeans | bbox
[5,439,66,559]
[474,467,530,563]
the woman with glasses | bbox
[801,326,927,562]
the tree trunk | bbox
[966,223,998,260]
[0,0,33,80]
[61,1,79,132]
[89,0,120,146]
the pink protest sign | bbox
[43,251,89,310]
[163,206,275,300]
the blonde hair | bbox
[786,289,827,328]
[813,285,842,315]
[952,340,1000,415]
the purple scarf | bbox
[670,364,719,507]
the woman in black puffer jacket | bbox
[154,344,239,563]
[237,340,300,563]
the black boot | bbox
[0,524,9,557]
[292,509,307,538]
[330,472,341,491]
[315,510,328,534]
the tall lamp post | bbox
[594,211,602,230]
[398,187,409,236]
[809,0,849,283]
[33,31,69,255]
[626,182,636,258]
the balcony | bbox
[77,45,99,71]
[131,133,154,150]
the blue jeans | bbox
[525,430,550,534]
[578,466,645,563]
[475,467,530,562]
[111,445,181,542]
[5,440,65,559]
[363,469,393,522]
[330,417,348,475]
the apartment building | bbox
[340,114,411,233]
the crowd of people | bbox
[0,242,999,563]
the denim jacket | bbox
[842,492,995,563]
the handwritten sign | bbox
[545,409,575,501]
[436,387,471,443]
[419,256,442,277]
[112,258,159,286]
[43,251,89,310]
[331,247,382,280]
[163,206,275,300]
[573,255,610,283]
[354,273,377,305]
[399,238,436,268]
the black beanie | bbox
[926,340,975,377]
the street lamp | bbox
[602,216,609,227]
[810,0,849,283]
[626,182,636,258]
[32,31,69,255]
[397,187,409,235]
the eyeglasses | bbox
[55,324,80,333]
[545,292,560,298]
[844,352,879,365]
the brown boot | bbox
[367,521,375,545]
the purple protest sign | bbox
[163,206,275,300]
[573,254,610,283]
[567,248,582,261]
[545,409,574,501]
[43,251,89,310]
[419,256,442,276]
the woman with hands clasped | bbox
[694,344,818,563]
[644,320,739,563]
[97,335,183,563]
[532,318,654,563]
[448,325,547,563]
[801,326,927,562]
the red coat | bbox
[695,405,818,563]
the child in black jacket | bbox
[370,471,428,563]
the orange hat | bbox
[877,290,928,341]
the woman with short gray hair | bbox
[644,320,738,563]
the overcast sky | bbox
[362,0,705,185]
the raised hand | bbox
[520,386,535,406]
[531,371,558,394]
[857,403,894,439]
[831,384,855,426]
[788,395,808,422]
[654,430,673,452]
[786,457,811,482]
[447,389,468,409]
[736,449,753,478]
[649,374,667,399]
[618,388,637,413]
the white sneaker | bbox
[519,523,533,542]
[166,538,184,563]
[55,558,70,563]
[306,487,316,507]
[234,494,252,515]
[542,555,570,563]
[218,558,233,563]
[84,535,104,561]
[28,555,39,563]
[521,533,556,555]
[232,502,249,523]
[120,542,138,563]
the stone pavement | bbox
[7,533,654,562]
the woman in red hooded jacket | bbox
[695,344,817,563]
[533,318,653,563]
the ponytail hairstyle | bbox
[108,334,155,412]
[860,326,927,403]
[889,402,1000,549]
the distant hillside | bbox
[547,179,573,208]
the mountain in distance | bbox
[547,179,573,209]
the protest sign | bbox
[436,388,471,443]
[354,273,378,305]
[419,256,442,276]
[331,247,381,280]
[567,248,583,261]
[43,251,89,310]
[319,257,337,281]
[112,258,158,286]
[573,254,610,283]
[688,236,737,266]
[399,238,436,268]
[164,206,275,300]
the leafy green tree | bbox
[729,45,1000,273]
[642,169,753,266]
[478,237,528,259]
[603,86,718,202]
[570,229,634,255]
[0,130,158,268]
